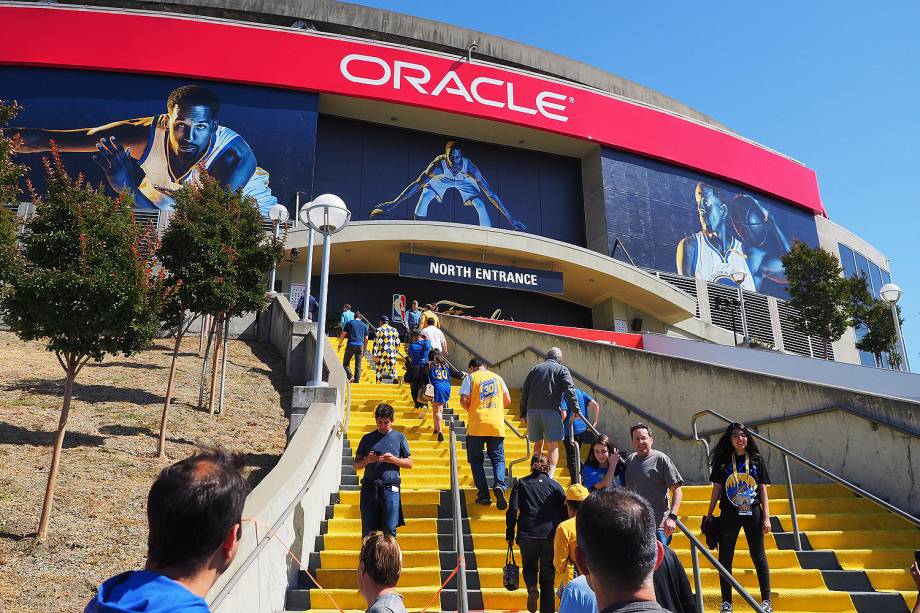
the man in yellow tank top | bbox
[460,357,511,508]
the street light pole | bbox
[297,193,315,322]
[304,227,314,321]
[731,271,751,345]
[267,204,289,294]
[299,194,351,386]
[880,283,910,372]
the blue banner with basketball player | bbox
[399,253,564,294]
[1,66,318,220]
[312,116,586,246]
[600,148,821,299]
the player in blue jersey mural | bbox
[8,85,277,215]
[370,140,527,230]
[676,182,791,292]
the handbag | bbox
[701,514,720,550]
[503,543,520,591]
[418,383,435,403]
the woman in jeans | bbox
[706,422,772,613]
[404,331,431,410]
[506,453,566,613]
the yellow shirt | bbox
[464,369,507,437]
[553,516,577,587]
[422,310,440,328]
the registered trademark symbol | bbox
[569,97,575,103]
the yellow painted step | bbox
[318,548,441,569]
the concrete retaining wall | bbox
[207,296,347,613]
[441,315,920,514]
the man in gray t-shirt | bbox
[366,592,407,613]
[622,423,684,546]
[358,533,408,613]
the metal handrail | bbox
[440,332,693,442]
[449,419,469,613]
[675,517,766,613]
[442,325,920,442]
[503,417,531,481]
[692,409,920,552]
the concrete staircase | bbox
[285,341,918,612]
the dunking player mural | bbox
[676,182,791,291]
[7,84,278,215]
[370,140,527,230]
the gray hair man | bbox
[519,346,578,477]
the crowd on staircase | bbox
[75,297,920,613]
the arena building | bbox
[0,0,901,368]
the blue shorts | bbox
[433,383,451,404]
[527,409,564,442]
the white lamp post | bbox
[299,194,351,385]
[879,282,910,372]
[267,204,289,294]
[730,270,751,345]
[296,193,315,321]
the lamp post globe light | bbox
[729,270,751,345]
[299,194,351,385]
[296,193,316,322]
[267,204,289,294]
[879,282,910,372]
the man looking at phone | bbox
[353,404,414,537]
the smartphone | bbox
[914,550,920,564]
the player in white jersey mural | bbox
[9,85,277,215]
[370,140,527,230]
[677,182,790,291]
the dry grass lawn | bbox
[0,330,291,613]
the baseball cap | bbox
[565,483,590,502]
[380,315,389,323]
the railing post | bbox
[783,452,802,551]
[690,541,704,613]
[449,422,468,613]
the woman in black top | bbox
[706,423,772,613]
[506,453,566,613]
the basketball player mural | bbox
[676,182,791,291]
[370,141,527,230]
[8,85,278,215]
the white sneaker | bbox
[720,603,733,613]
[761,600,773,613]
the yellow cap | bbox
[565,483,590,502]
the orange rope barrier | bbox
[247,518,346,613]
[419,554,463,613]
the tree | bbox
[848,274,902,368]
[0,100,27,294]
[155,170,282,455]
[781,241,855,359]
[2,146,160,540]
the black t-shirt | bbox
[709,453,770,514]
[356,429,411,485]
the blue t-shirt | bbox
[581,463,609,489]
[406,309,422,330]
[356,429,411,485]
[340,309,355,328]
[428,362,453,389]
[342,318,369,347]
[407,338,431,366]
[558,575,596,613]
[84,570,209,612]
[561,388,594,435]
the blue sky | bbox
[357,1,920,366]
